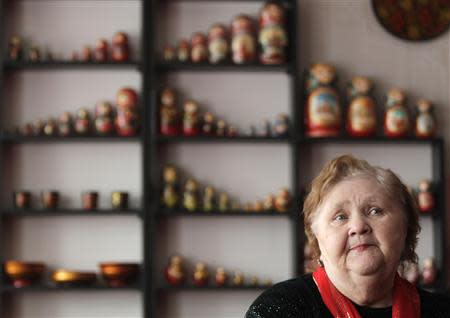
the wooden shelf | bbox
[157,284,269,292]
[0,134,142,143]
[299,136,442,145]
[4,60,140,71]
[156,208,293,217]
[156,135,292,143]
[0,209,142,217]
[0,283,142,293]
[156,61,293,73]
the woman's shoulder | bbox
[419,288,450,317]
[245,274,324,318]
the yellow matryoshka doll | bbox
[305,63,341,137]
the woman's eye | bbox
[369,207,382,215]
[333,214,347,221]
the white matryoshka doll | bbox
[384,88,410,138]
[231,14,256,64]
[305,63,341,137]
[346,76,377,137]
[415,99,436,138]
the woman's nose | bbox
[348,215,370,236]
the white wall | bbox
[2,0,449,318]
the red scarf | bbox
[313,267,420,318]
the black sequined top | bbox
[245,274,450,318]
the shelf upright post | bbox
[432,138,446,290]
[0,0,5,314]
[287,0,302,277]
[141,0,155,317]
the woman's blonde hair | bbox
[303,155,420,264]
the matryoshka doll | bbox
[417,179,434,213]
[304,63,341,137]
[44,118,57,136]
[208,24,229,64]
[115,87,140,136]
[415,99,436,138]
[8,35,23,61]
[346,76,377,137]
[164,255,186,286]
[274,187,291,212]
[183,178,199,211]
[264,193,275,210]
[273,113,289,137]
[215,267,228,287]
[259,1,288,64]
[219,192,230,211]
[384,88,410,137]
[203,186,216,212]
[111,31,130,62]
[231,15,256,64]
[202,112,216,135]
[183,100,200,136]
[94,39,109,62]
[81,45,92,62]
[162,164,180,209]
[193,262,209,287]
[191,32,208,63]
[177,39,190,63]
[163,44,176,62]
[58,112,73,137]
[94,101,115,135]
[75,108,91,135]
[232,272,244,286]
[421,257,437,285]
[159,87,179,136]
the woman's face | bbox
[313,176,407,278]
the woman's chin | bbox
[346,252,384,275]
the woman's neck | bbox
[325,267,395,308]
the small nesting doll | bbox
[421,257,437,285]
[231,15,256,64]
[203,186,216,212]
[33,119,46,136]
[112,31,130,62]
[346,76,377,137]
[273,113,289,137]
[44,118,58,136]
[417,179,434,213]
[94,39,109,62]
[219,192,230,211]
[164,255,186,286]
[227,125,238,137]
[250,276,259,286]
[215,267,228,287]
[208,24,229,64]
[75,108,91,135]
[384,88,410,138]
[216,120,227,136]
[28,45,41,62]
[177,39,190,63]
[116,87,140,136]
[259,1,288,64]
[202,112,216,135]
[8,35,23,61]
[95,101,115,135]
[264,193,275,210]
[232,272,244,286]
[183,100,200,136]
[163,44,176,62]
[58,112,73,137]
[159,87,179,136]
[183,178,199,211]
[254,200,264,212]
[193,262,209,287]
[260,118,272,137]
[191,32,208,63]
[304,63,341,137]
[162,165,180,209]
[415,99,436,138]
[275,187,292,212]
[81,45,92,62]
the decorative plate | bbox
[372,0,450,41]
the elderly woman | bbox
[246,155,449,317]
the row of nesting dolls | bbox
[304,63,436,138]
[8,31,131,62]
[10,87,140,137]
[159,87,290,137]
[162,164,293,212]
[163,1,288,65]
[165,255,272,287]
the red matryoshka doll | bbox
[215,267,228,287]
[259,1,288,64]
[183,100,200,136]
[165,255,186,286]
[75,108,91,135]
[115,87,139,136]
[8,36,23,61]
[231,15,256,64]
[193,262,209,287]
[94,39,109,62]
[346,76,377,137]
[304,63,341,137]
[384,88,410,138]
[417,179,434,213]
[112,31,130,62]
[177,39,190,63]
[421,257,437,285]
[81,45,92,62]
[159,87,179,136]
[95,101,115,135]
[275,187,292,212]
[191,32,208,63]
[208,24,229,64]
[415,99,436,138]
